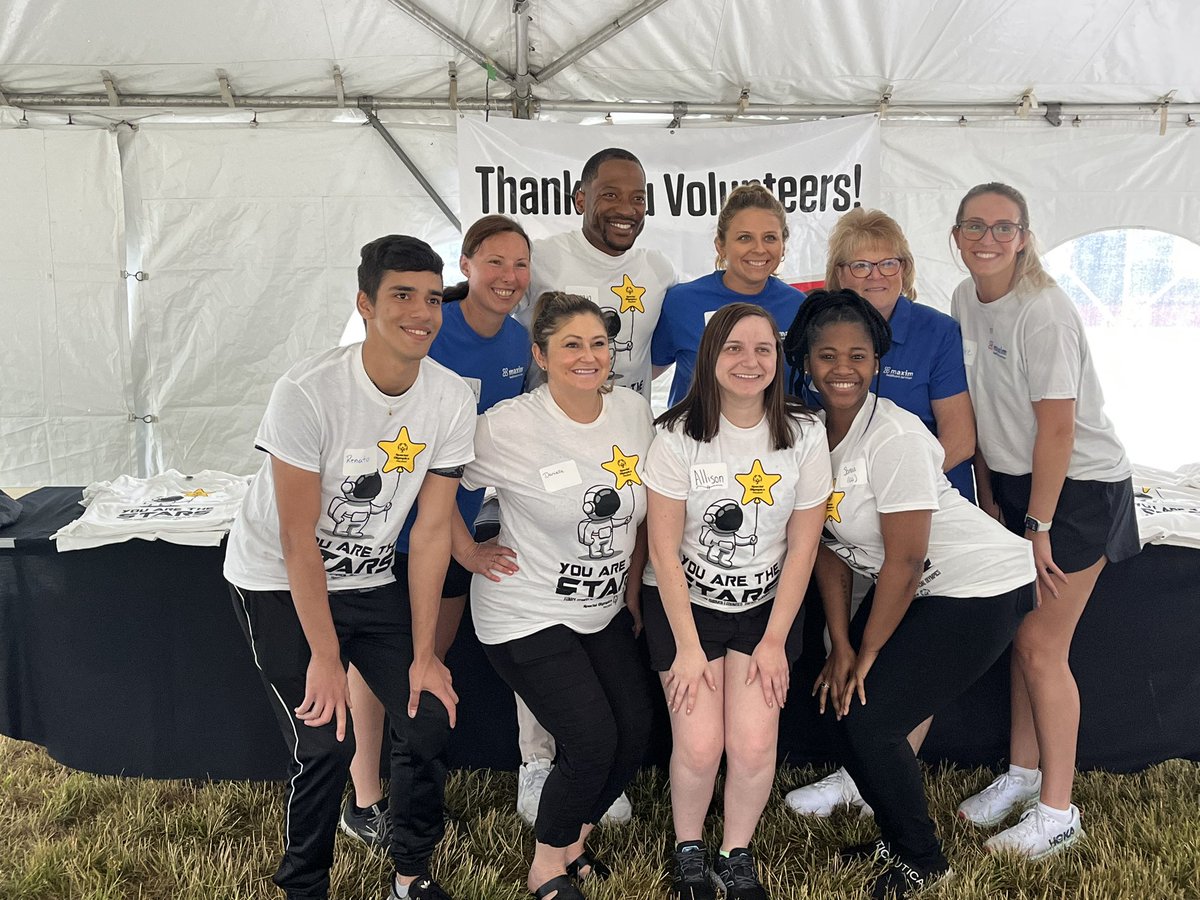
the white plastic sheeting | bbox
[0,1,1195,108]
[0,115,134,484]
[1,1,1198,482]
[117,118,460,477]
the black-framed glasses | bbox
[956,220,1024,242]
[843,258,902,278]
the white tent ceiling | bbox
[2,0,1198,485]
[2,0,1197,113]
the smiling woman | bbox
[652,184,806,408]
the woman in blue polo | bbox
[783,207,978,822]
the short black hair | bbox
[783,288,892,395]
[580,148,644,188]
[357,235,443,300]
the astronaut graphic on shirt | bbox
[578,485,633,559]
[327,471,392,538]
[699,499,758,568]
[600,308,634,379]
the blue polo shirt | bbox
[652,271,806,407]
[802,295,976,501]
[396,301,530,552]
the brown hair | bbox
[952,182,1055,292]
[656,302,812,449]
[714,183,789,269]
[445,215,532,302]
[825,207,917,300]
[530,291,612,394]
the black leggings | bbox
[484,608,655,846]
[837,583,1035,870]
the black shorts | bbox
[641,585,804,672]
[393,520,502,600]
[992,472,1140,573]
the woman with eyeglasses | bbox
[784,207,977,821]
[950,182,1138,859]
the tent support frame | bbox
[361,106,462,232]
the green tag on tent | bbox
[484,60,498,81]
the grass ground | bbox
[2,736,1198,900]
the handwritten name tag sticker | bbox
[962,339,977,366]
[690,463,728,490]
[540,459,582,492]
[343,449,375,476]
[566,285,598,303]
[838,459,865,486]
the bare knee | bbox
[725,731,776,776]
[672,732,724,775]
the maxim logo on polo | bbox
[881,365,913,380]
[988,339,1009,360]
[502,365,526,379]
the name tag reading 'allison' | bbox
[540,459,582,493]
[690,463,728,490]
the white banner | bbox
[457,115,881,284]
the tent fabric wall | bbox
[880,120,1200,312]
[0,117,134,485]
[2,111,1197,483]
[116,118,461,477]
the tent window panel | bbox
[1045,229,1200,471]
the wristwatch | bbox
[1024,515,1053,533]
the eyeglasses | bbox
[842,258,902,278]
[956,220,1024,242]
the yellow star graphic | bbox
[612,274,646,314]
[183,488,210,498]
[601,444,642,489]
[826,490,846,523]
[377,426,426,474]
[735,459,781,506]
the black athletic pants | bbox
[837,583,1035,871]
[229,582,451,900]
[484,608,655,847]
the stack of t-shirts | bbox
[1131,463,1200,551]
[52,469,252,551]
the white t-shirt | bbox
[822,396,1035,599]
[224,345,476,592]
[643,413,832,611]
[53,469,251,551]
[951,279,1130,481]
[522,229,677,398]
[461,384,655,644]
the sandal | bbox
[532,873,585,899]
[566,849,611,881]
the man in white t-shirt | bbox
[514,148,676,827]
[522,148,677,399]
[224,235,476,900]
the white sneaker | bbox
[600,791,632,826]
[784,767,874,818]
[516,758,551,826]
[984,803,1083,859]
[957,770,1042,827]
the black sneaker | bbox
[869,855,950,899]
[714,847,768,900]
[671,841,718,900]
[340,796,391,853]
[838,838,893,865]
[392,874,453,900]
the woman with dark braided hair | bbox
[782,290,1037,899]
